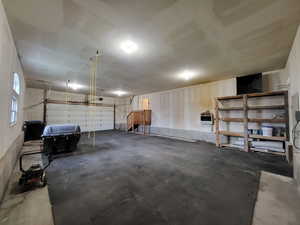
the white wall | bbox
[129,74,289,142]
[132,78,236,137]
[47,90,86,102]
[0,0,25,200]
[24,88,44,121]
[115,97,131,130]
[0,1,25,159]
[262,71,289,92]
[280,25,300,190]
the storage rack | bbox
[215,91,289,156]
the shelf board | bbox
[219,131,244,137]
[220,118,285,123]
[221,145,286,155]
[221,144,245,151]
[248,105,285,110]
[218,107,243,111]
[217,95,243,100]
[247,91,287,98]
[220,118,244,122]
[248,118,286,123]
[250,148,285,156]
[217,91,287,101]
[249,134,286,141]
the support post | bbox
[215,98,220,147]
[143,110,146,135]
[243,95,249,152]
[284,91,290,141]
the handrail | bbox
[127,111,133,119]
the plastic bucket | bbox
[262,126,273,137]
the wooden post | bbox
[132,112,134,133]
[243,95,249,152]
[143,110,145,135]
[286,143,293,164]
[215,98,220,147]
[284,91,290,141]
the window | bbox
[13,72,20,95]
[10,96,18,124]
[10,72,20,125]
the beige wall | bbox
[0,0,25,201]
[24,88,44,121]
[115,97,131,129]
[262,71,289,92]
[281,25,300,190]
[0,1,25,159]
[132,78,236,133]
[126,73,289,141]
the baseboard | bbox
[147,127,216,144]
[149,133,198,143]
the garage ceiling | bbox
[3,0,300,96]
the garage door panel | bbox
[46,104,114,131]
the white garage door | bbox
[46,104,114,132]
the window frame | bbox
[13,72,20,95]
[10,96,18,125]
[10,72,21,126]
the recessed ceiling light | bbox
[179,70,197,81]
[113,90,127,96]
[68,83,83,90]
[120,40,138,54]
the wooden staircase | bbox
[127,110,151,134]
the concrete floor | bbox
[0,141,54,225]
[46,131,292,225]
[253,171,300,225]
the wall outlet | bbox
[296,111,300,122]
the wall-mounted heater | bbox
[200,111,214,125]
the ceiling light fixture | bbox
[68,83,83,90]
[120,40,138,54]
[113,90,127,96]
[179,70,197,81]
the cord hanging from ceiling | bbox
[88,50,101,146]
[65,80,71,126]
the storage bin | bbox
[262,126,273,137]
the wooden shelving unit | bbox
[215,91,289,156]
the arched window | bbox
[10,72,20,124]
